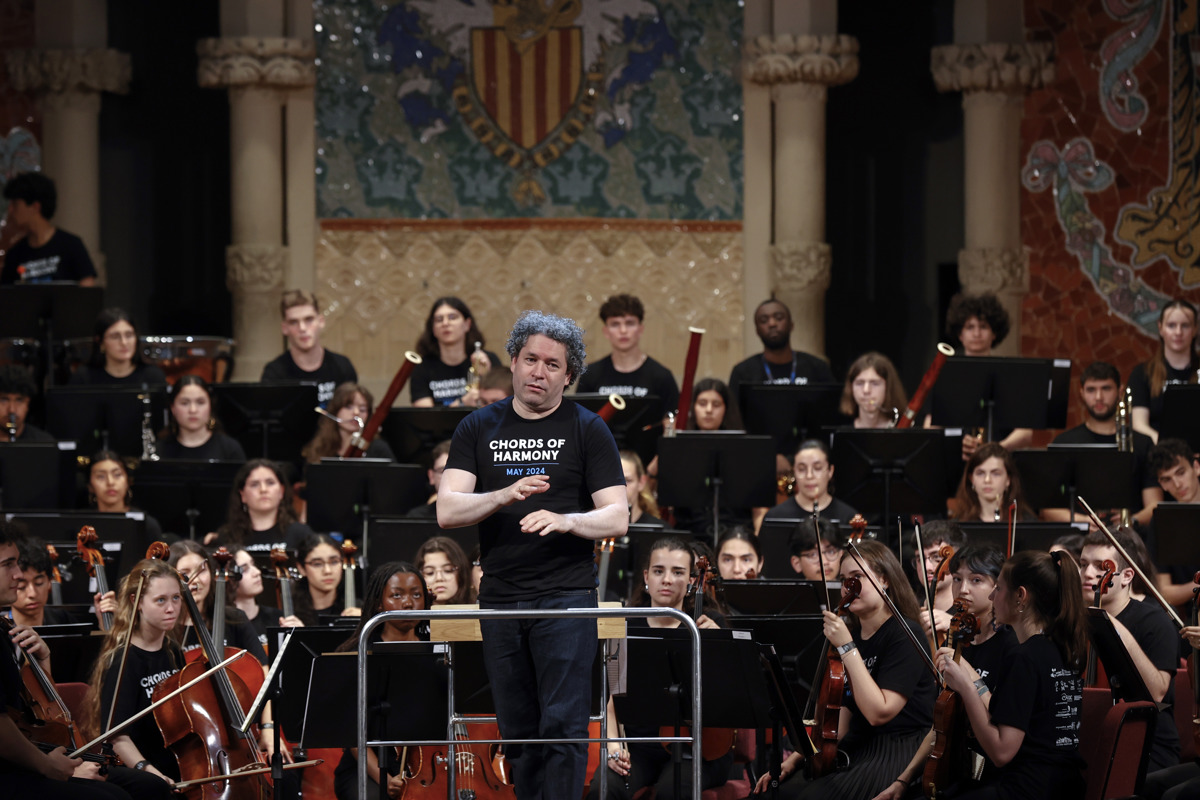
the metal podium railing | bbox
[356,606,703,799]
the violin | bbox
[150,543,272,800]
[927,544,955,651]
[341,540,360,610]
[922,607,980,799]
[810,575,862,778]
[1085,559,1117,687]
[0,615,115,768]
[76,526,113,630]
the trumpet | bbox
[5,412,15,442]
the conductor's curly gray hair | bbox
[505,310,588,387]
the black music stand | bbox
[45,385,168,457]
[930,356,1071,437]
[366,516,479,575]
[715,579,840,617]
[757,644,818,798]
[1160,385,1200,455]
[957,521,1086,554]
[1151,503,1200,568]
[829,429,952,545]
[0,442,76,509]
[1086,607,1156,704]
[618,629,772,798]
[382,407,472,465]
[450,639,603,716]
[307,460,427,562]
[740,383,844,457]
[133,459,241,540]
[211,382,319,464]
[33,624,103,682]
[1012,447,1136,520]
[0,284,104,387]
[9,510,144,579]
[572,393,661,466]
[757,517,881,580]
[656,433,775,545]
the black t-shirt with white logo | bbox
[446,397,624,603]
[260,349,357,407]
[1,229,97,284]
[575,354,679,421]
[410,349,503,405]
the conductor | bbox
[438,310,628,800]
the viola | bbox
[922,607,980,799]
[928,544,955,651]
[0,616,115,768]
[151,543,271,800]
[1085,559,1117,687]
[76,526,113,630]
[809,575,862,778]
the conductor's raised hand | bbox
[499,475,550,506]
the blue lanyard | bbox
[763,353,797,384]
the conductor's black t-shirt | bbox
[446,397,624,603]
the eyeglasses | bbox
[801,549,843,562]
[305,558,342,571]
[422,565,459,578]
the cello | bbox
[150,544,273,800]
[76,526,113,631]
[1190,572,1200,757]
[46,544,65,606]
[0,615,115,768]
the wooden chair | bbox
[703,727,757,800]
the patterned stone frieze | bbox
[226,243,289,293]
[197,37,316,89]
[957,246,1030,294]
[770,240,832,294]
[742,34,859,87]
[931,42,1055,94]
[5,48,131,95]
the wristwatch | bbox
[973,678,989,697]
[134,760,148,771]
[835,641,858,657]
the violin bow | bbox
[913,521,940,663]
[1077,496,1185,629]
[844,541,943,684]
[102,569,151,733]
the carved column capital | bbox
[5,48,131,95]
[197,37,316,90]
[771,240,832,293]
[743,34,859,88]
[957,246,1029,294]
[226,243,289,293]
[931,42,1055,94]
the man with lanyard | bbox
[439,310,628,800]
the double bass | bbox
[76,526,113,630]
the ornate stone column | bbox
[197,37,315,380]
[5,48,130,283]
[931,42,1053,355]
[743,34,858,358]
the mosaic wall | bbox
[315,218,744,398]
[313,0,743,219]
[1021,0,1200,408]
